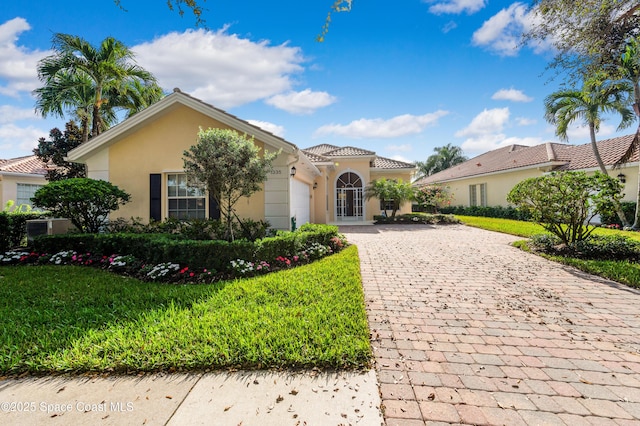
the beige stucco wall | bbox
[440,163,640,208]
[311,159,414,222]
[0,174,48,209]
[105,103,270,222]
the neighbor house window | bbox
[167,173,206,219]
[16,183,44,209]
[469,183,487,207]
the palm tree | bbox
[614,37,640,228]
[365,178,413,218]
[544,76,635,226]
[416,143,467,179]
[35,33,161,141]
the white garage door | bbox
[290,179,310,227]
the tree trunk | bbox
[632,81,640,229]
[590,124,630,227]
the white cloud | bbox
[472,2,534,56]
[133,27,305,109]
[265,89,337,115]
[385,144,413,152]
[246,119,285,138]
[492,88,533,102]
[0,123,47,154]
[565,123,615,141]
[456,107,541,153]
[424,0,486,15]
[0,18,50,97]
[516,117,536,126]
[314,111,449,139]
[0,105,41,123]
[455,108,510,138]
[442,21,458,33]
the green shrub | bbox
[32,225,341,272]
[0,211,48,251]
[528,232,640,261]
[599,201,636,226]
[373,213,459,225]
[439,205,533,221]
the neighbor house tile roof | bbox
[372,156,416,169]
[416,134,638,185]
[303,144,416,170]
[0,155,48,175]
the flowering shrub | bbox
[0,228,348,283]
[0,250,31,264]
[50,250,76,265]
[145,262,181,280]
[413,184,453,213]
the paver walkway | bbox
[341,224,640,426]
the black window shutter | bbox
[150,174,162,221]
[208,191,220,220]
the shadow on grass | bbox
[0,247,371,375]
[0,265,223,375]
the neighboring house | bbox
[415,134,639,208]
[0,156,48,209]
[67,89,416,229]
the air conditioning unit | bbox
[26,218,75,243]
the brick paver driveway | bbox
[341,224,640,426]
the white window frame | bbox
[166,173,206,220]
[16,183,44,209]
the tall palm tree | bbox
[614,37,640,228]
[35,33,161,141]
[416,143,467,179]
[545,77,635,226]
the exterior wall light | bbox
[617,173,627,183]
[290,166,297,177]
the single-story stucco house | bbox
[415,134,639,208]
[66,89,416,229]
[0,155,48,210]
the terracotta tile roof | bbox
[556,134,638,170]
[301,151,332,163]
[0,155,48,175]
[372,156,416,169]
[322,146,376,157]
[302,145,415,170]
[303,144,340,155]
[416,134,638,185]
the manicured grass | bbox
[456,215,640,241]
[0,246,371,375]
[462,216,640,288]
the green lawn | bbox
[0,246,371,375]
[457,215,640,288]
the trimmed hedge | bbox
[440,205,532,221]
[373,213,459,225]
[32,224,340,272]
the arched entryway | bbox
[336,171,364,221]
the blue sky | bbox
[0,1,633,163]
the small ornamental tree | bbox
[183,128,279,240]
[34,121,87,181]
[31,178,131,233]
[507,171,623,244]
[365,178,413,218]
[413,184,454,213]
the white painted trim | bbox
[333,168,366,222]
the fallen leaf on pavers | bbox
[165,396,173,399]
[224,406,233,412]
[312,388,318,393]
[57,386,65,393]
[341,413,347,418]
[102,415,109,420]
[253,379,259,385]
[289,389,299,395]
[428,393,435,401]
[276,395,284,403]
[580,378,593,384]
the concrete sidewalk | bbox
[0,370,383,425]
